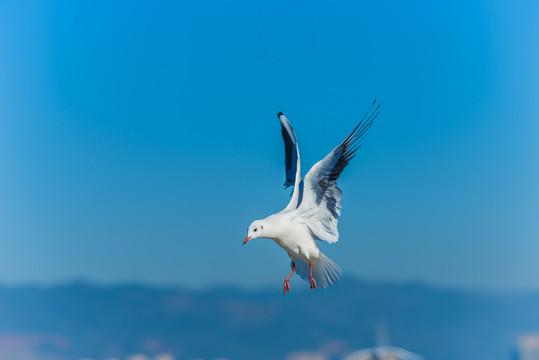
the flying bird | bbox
[243,101,379,294]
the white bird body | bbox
[244,102,379,293]
[262,213,320,263]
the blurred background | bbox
[1,0,538,359]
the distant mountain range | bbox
[0,277,538,360]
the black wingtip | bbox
[277,111,283,117]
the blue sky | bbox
[0,0,537,290]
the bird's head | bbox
[243,220,267,245]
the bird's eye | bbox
[254,228,258,232]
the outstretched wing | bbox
[278,112,303,212]
[295,101,380,243]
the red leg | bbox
[284,262,296,295]
[308,259,317,290]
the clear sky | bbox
[0,0,537,291]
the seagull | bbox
[243,101,379,294]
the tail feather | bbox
[294,252,342,289]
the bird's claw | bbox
[310,277,317,290]
[284,279,291,295]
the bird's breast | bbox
[271,223,319,259]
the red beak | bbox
[243,236,251,245]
